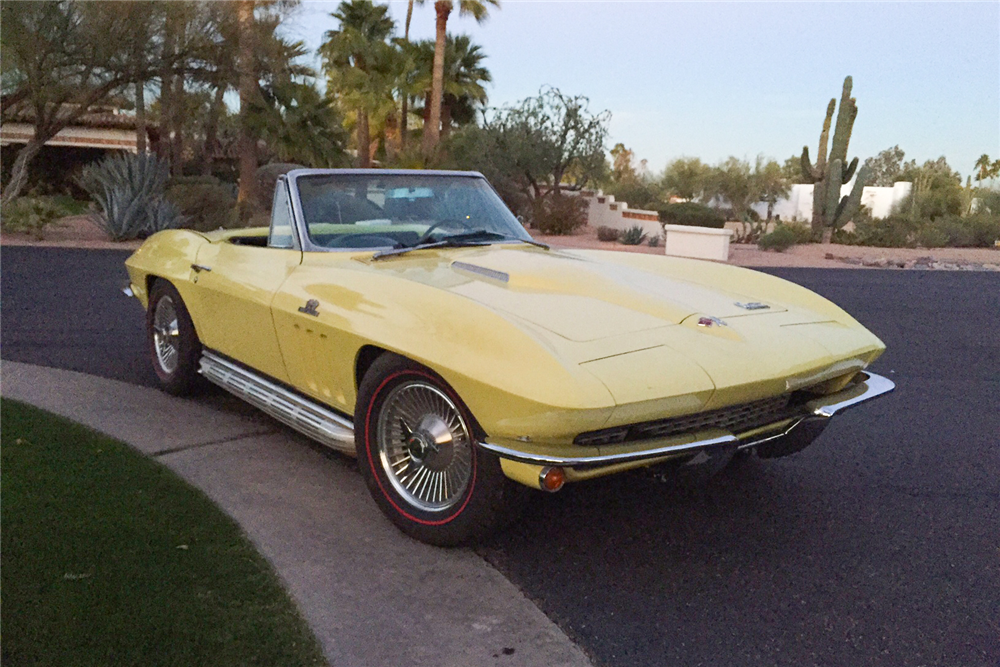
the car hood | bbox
[359,245,884,413]
[375,245,787,343]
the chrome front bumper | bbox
[477,372,895,468]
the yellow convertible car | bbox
[124,169,894,545]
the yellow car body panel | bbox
[125,226,886,484]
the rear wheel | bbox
[147,281,202,396]
[355,354,527,546]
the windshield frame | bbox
[285,168,533,254]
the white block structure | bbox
[662,224,733,261]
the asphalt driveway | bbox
[2,245,997,667]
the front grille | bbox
[574,393,805,447]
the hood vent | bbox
[452,261,509,283]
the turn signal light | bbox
[539,466,566,492]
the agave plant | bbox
[619,224,647,246]
[77,153,184,241]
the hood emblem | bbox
[298,299,320,317]
[698,316,727,328]
[735,301,770,310]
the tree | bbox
[863,145,906,187]
[974,154,1000,185]
[422,0,498,155]
[410,34,491,136]
[1,1,166,203]
[237,0,259,209]
[605,144,660,209]
[448,87,610,217]
[399,0,425,149]
[900,157,964,220]
[781,154,803,183]
[321,0,396,168]
[754,156,791,220]
[250,80,347,167]
[661,157,710,201]
[706,157,759,222]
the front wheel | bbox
[146,280,203,396]
[355,354,527,546]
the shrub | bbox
[914,225,948,248]
[530,194,587,235]
[77,153,183,241]
[922,213,1000,248]
[166,176,239,232]
[596,225,621,242]
[835,215,917,248]
[619,224,647,245]
[758,225,800,252]
[0,197,65,240]
[647,234,660,248]
[656,202,725,229]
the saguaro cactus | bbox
[801,76,871,235]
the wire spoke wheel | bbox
[376,381,474,512]
[152,295,181,374]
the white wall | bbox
[752,181,913,223]
[578,191,662,238]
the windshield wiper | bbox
[372,229,549,260]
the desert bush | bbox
[914,225,948,248]
[922,213,1000,247]
[166,176,238,232]
[758,224,802,252]
[647,234,660,248]
[530,194,587,235]
[835,212,1000,248]
[619,224,647,245]
[596,225,621,242]
[834,215,917,248]
[77,153,183,241]
[656,202,725,229]
[0,197,65,240]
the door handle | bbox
[191,264,212,273]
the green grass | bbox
[1,400,328,667]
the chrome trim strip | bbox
[480,371,895,467]
[477,434,738,468]
[198,351,356,453]
[737,415,818,450]
[808,371,895,418]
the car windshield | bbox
[294,173,533,250]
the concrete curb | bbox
[1,360,594,667]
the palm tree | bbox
[411,35,490,137]
[421,0,498,155]
[438,35,490,135]
[974,154,1000,184]
[399,0,425,149]
[237,0,258,209]
[320,0,395,167]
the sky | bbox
[284,1,999,180]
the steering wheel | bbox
[413,217,476,246]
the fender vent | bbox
[452,261,509,283]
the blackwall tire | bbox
[147,280,203,396]
[354,353,528,546]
